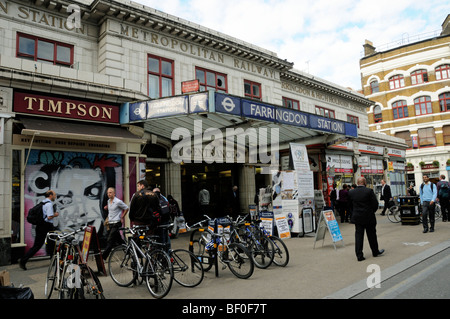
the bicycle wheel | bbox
[191,230,214,272]
[171,249,204,287]
[387,205,401,223]
[44,255,58,299]
[74,264,105,299]
[108,245,137,287]
[225,243,254,279]
[248,236,274,269]
[145,249,173,299]
[269,236,289,267]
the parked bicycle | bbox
[387,197,442,223]
[187,215,254,279]
[45,226,105,299]
[107,225,173,299]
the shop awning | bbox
[19,117,145,143]
[120,92,358,147]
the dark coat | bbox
[380,184,392,201]
[349,186,379,225]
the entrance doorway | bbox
[180,163,239,221]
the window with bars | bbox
[411,69,428,85]
[392,100,409,119]
[315,106,335,119]
[439,92,450,112]
[244,80,262,100]
[195,67,227,93]
[389,75,405,90]
[17,32,73,67]
[418,127,436,147]
[414,96,433,116]
[282,97,300,110]
[436,64,450,81]
[148,55,174,99]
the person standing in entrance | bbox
[436,175,449,222]
[102,187,128,260]
[198,185,210,217]
[230,185,240,217]
[420,175,437,233]
[380,180,393,216]
[349,177,384,262]
[20,190,59,270]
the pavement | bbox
[2,210,450,300]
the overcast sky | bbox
[125,0,450,91]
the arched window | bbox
[370,80,379,94]
[389,75,405,90]
[436,64,450,81]
[411,69,428,85]
[414,96,432,116]
[392,100,408,119]
[439,92,450,112]
[373,105,382,123]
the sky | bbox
[121,0,450,91]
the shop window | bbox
[418,127,436,148]
[392,100,409,119]
[439,92,450,112]
[370,80,379,94]
[436,64,450,81]
[315,106,335,119]
[347,114,359,128]
[148,54,174,99]
[244,80,261,100]
[394,131,412,148]
[282,97,299,110]
[389,74,405,90]
[443,126,450,145]
[17,32,73,67]
[373,105,382,123]
[411,69,428,85]
[414,96,433,116]
[196,67,227,93]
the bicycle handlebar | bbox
[45,226,87,244]
[185,215,211,231]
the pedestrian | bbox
[229,185,240,217]
[380,179,393,216]
[436,175,449,222]
[338,184,349,222]
[420,175,437,232]
[102,187,128,260]
[153,188,171,247]
[329,184,338,215]
[20,190,59,270]
[407,184,417,196]
[167,195,181,220]
[348,177,384,262]
[198,185,210,217]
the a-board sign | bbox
[314,210,344,250]
[81,226,106,275]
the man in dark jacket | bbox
[380,179,392,216]
[349,177,385,261]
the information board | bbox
[314,210,344,250]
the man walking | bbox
[20,190,59,270]
[198,185,210,216]
[349,177,384,262]
[436,175,449,222]
[380,179,392,216]
[420,175,437,233]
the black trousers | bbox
[102,222,124,260]
[440,198,449,221]
[354,222,379,259]
[422,201,435,230]
[22,222,55,264]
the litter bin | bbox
[399,196,420,225]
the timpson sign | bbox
[14,92,119,123]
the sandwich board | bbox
[314,209,344,250]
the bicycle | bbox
[45,227,105,299]
[254,218,290,267]
[187,216,254,279]
[229,215,274,269]
[108,225,173,299]
[388,199,442,223]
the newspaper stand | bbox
[399,196,420,225]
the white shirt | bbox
[107,197,128,223]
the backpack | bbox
[439,181,450,199]
[26,202,45,225]
[158,195,171,224]
[420,182,434,193]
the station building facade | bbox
[0,0,406,264]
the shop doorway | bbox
[180,163,239,221]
